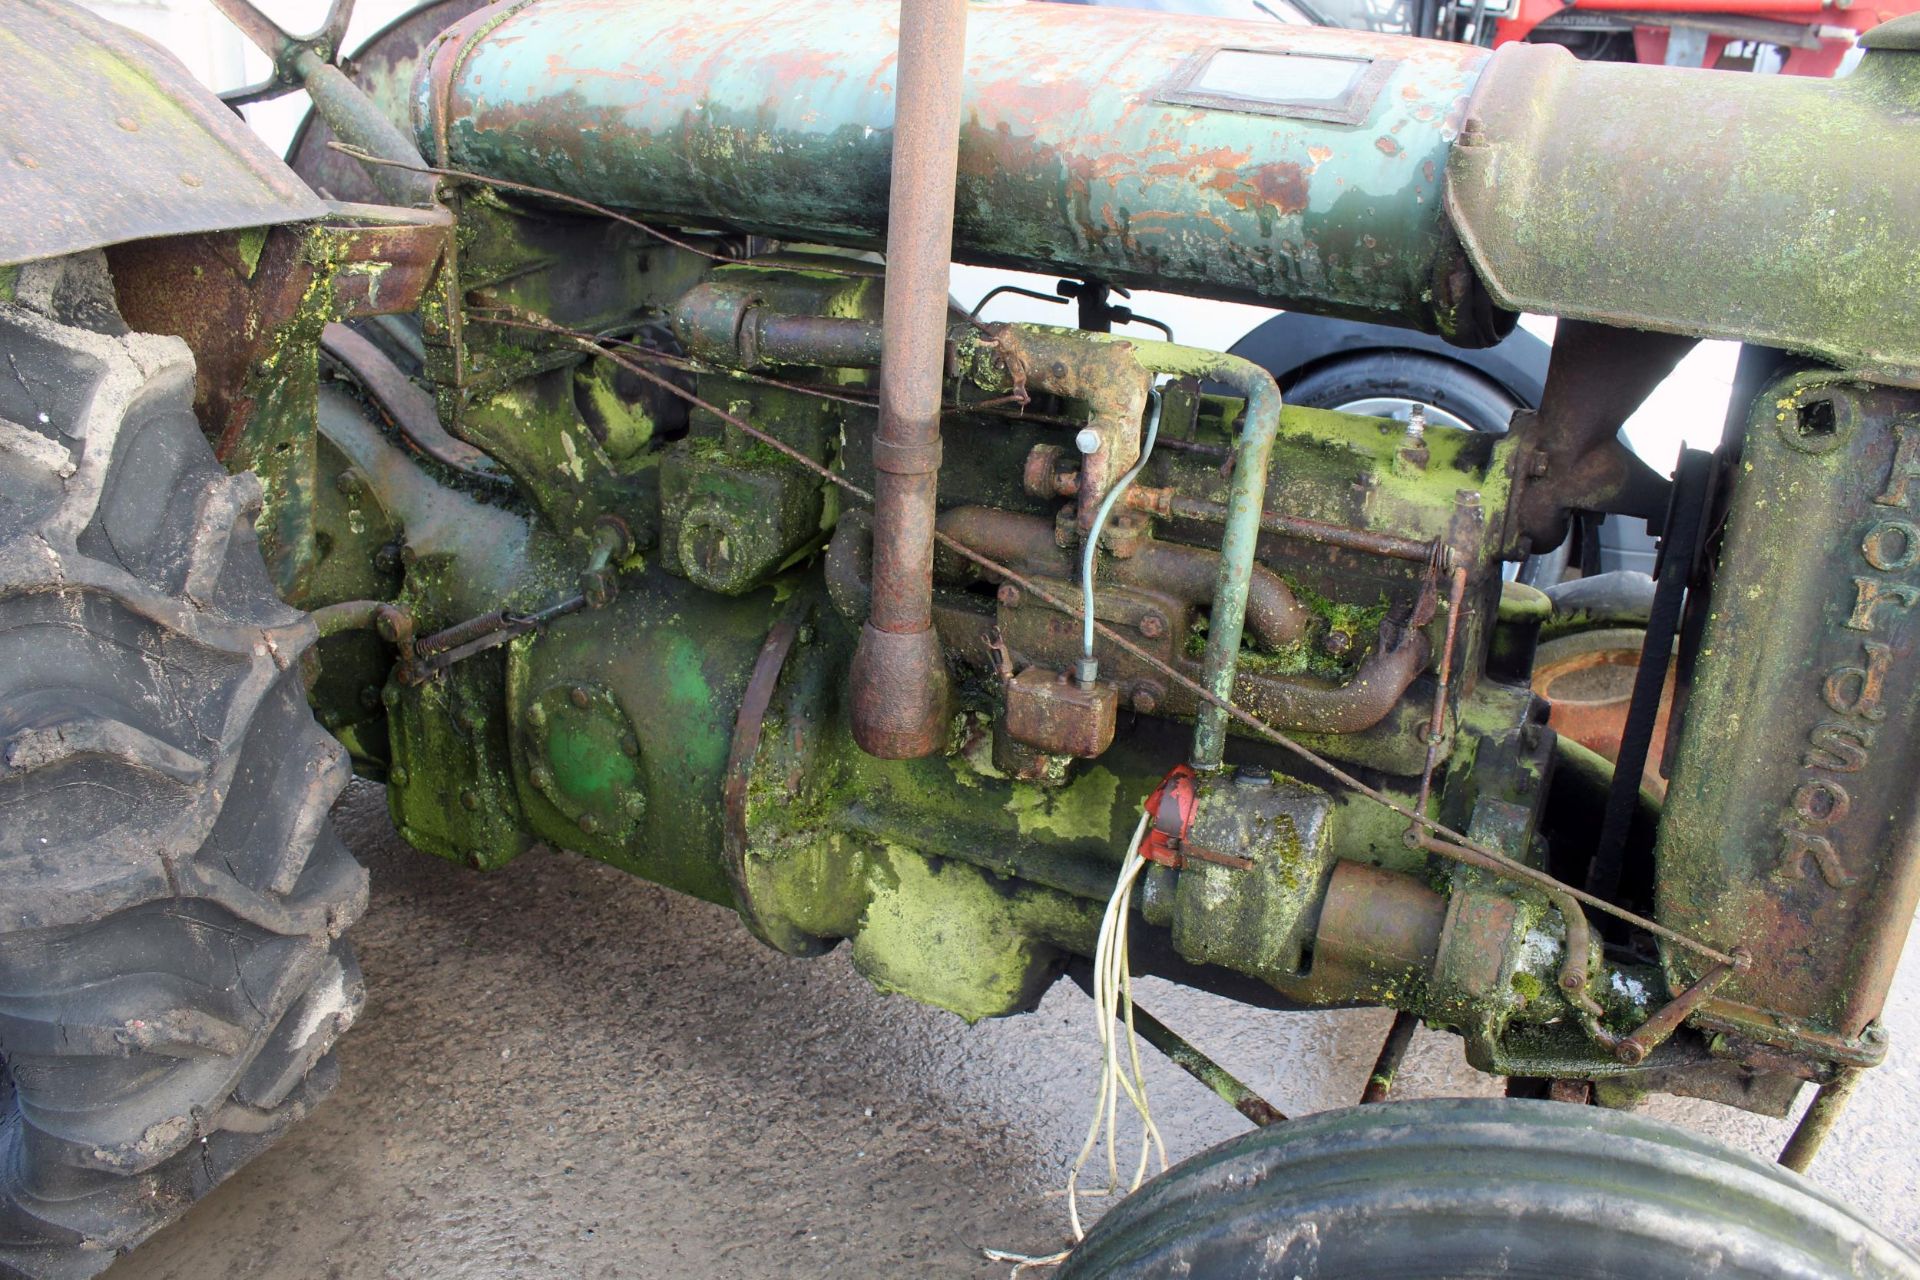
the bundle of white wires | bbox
[984,811,1168,1275]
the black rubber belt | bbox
[1585,447,1715,901]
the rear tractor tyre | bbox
[0,276,367,1279]
[1056,1097,1920,1279]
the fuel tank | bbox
[415,0,1505,340]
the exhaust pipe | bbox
[849,0,969,759]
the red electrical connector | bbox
[1139,764,1252,871]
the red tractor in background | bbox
[1302,0,1912,72]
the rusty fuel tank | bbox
[415,0,1505,341]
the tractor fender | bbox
[0,0,324,269]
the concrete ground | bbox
[111,782,1920,1279]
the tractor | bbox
[2,0,1919,1274]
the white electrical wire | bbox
[985,811,1167,1276]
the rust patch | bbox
[1224,161,1308,215]
[1375,135,1403,158]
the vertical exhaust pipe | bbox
[850,0,968,758]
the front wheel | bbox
[1056,1098,1919,1279]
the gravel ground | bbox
[109,781,1920,1279]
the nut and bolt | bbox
[1074,427,1102,455]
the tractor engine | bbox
[258,0,1920,1115]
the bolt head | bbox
[997,584,1021,608]
[569,686,591,709]
[1131,688,1158,714]
[623,793,648,818]
[460,789,480,811]
[1137,613,1165,639]
[1074,427,1102,455]
[620,733,641,758]
[577,813,601,835]
[530,763,553,790]
[390,765,410,786]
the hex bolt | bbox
[1138,613,1166,639]
[460,789,480,811]
[1074,427,1102,455]
[997,583,1022,608]
[530,763,554,790]
[1131,686,1159,714]
[623,793,648,818]
[1322,628,1353,657]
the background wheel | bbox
[1286,349,1524,435]
[0,262,366,1279]
[1055,1097,1920,1279]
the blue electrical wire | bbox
[1079,386,1163,672]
